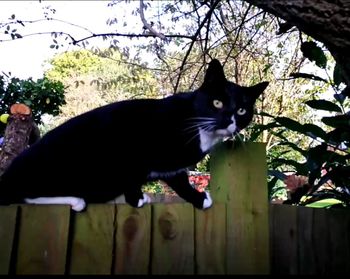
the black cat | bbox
[0,59,268,211]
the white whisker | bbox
[185,117,216,121]
[184,123,215,146]
[183,121,216,132]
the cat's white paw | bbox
[137,193,151,207]
[202,191,213,209]
[24,196,86,212]
[71,198,86,212]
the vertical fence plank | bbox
[297,206,316,274]
[114,204,151,275]
[16,205,70,275]
[151,203,194,275]
[306,206,330,274]
[0,206,18,274]
[195,203,226,274]
[210,142,270,274]
[68,204,115,275]
[270,204,298,274]
[327,208,350,274]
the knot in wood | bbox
[123,215,139,241]
[158,212,177,240]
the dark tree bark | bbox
[244,0,350,85]
[0,104,40,176]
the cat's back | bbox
[2,93,195,173]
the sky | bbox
[0,0,142,79]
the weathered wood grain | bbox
[195,203,226,274]
[327,208,350,274]
[114,204,151,274]
[210,142,270,274]
[16,205,70,275]
[68,204,115,274]
[151,203,194,274]
[270,204,298,274]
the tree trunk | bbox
[244,0,350,85]
[0,104,40,176]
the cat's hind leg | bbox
[24,197,86,212]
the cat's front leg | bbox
[124,188,151,208]
[162,171,212,210]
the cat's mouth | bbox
[215,129,234,137]
[214,122,237,137]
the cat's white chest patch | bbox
[199,129,222,153]
[198,115,236,153]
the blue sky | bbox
[0,0,141,79]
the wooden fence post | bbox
[0,206,17,274]
[210,141,270,274]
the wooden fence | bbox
[1,142,349,274]
[270,204,350,275]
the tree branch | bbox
[139,0,166,40]
[174,0,221,93]
[243,0,350,85]
[0,31,195,45]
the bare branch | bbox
[0,31,194,45]
[223,4,252,67]
[139,0,166,40]
[0,17,95,35]
[174,0,221,93]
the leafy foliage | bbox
[0,74,65,135]
[43,48,160,128]
[258,41,350,207]
[300,41,327,69]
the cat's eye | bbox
[237,108,246,115]
[213,100,223,109]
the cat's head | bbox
[193,59,268,139]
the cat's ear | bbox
[247,81,269,100]
[202,59,226,89]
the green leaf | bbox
[303,123,327,140]
[305,99,342,113]
[276,21,294,35]
[256,111,274,118]
[305,198,343,208]
[272,158,308,175]
[327,127,350,145]
[300,41,327,69]
[268,169,287,180]
[275,117,304,132]
[289,72,327,83]
[322,115,350,128]
[333,63,345,86]
[278,142,308,157]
